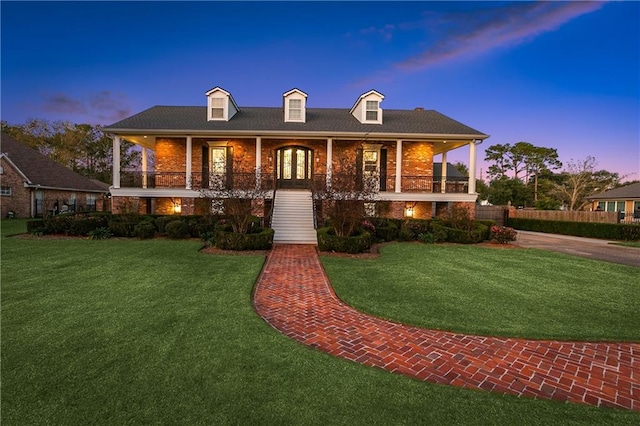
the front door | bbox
[276,147,313,189]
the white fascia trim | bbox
[374,192,478,203]
[105,129,490,141]
[1,154,32,183]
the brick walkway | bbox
[253,244,640,411]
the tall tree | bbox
[552,157,619,210]
[2,119,140,183]
[484,143,512,180]
[523,145,562,200]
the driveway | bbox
[514,230,640,267]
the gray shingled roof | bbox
[1,132,108,192]
[587,182,640,200]
[433,162,467,181]
[103,106,487,137]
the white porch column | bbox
[395,140,402,193]
[255,137,262,189]
[141,147,148,189]
[440,151,447,193]
[326,138,333,189]
[468,141,477,194]
[112,135,121,189]
[185,136,192,189]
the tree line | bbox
[472,142,628,210]
[1,119,140,184]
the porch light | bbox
[404,204,414,218]
[173,202,181,214]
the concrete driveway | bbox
[514,230,640,267]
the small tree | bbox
[316,157,377,237]
[197,156,266,234]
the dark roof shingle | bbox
[103,106,487,137]
[588,182,640,200]
[1,132,108,192]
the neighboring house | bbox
[587,182,640,223]
[103,87,488,242]
[0,132,109,218]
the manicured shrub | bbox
[431,221,488,244]
[214,227,274,250]
[134,221,157,239]
[317,227,371,253]
[403,219,432,240]
[490,225,517,244]
[155,216,180,234]
[26,220,46,235]
[108,221,135,237]
[165,220,190,239]
[507,218,640,241]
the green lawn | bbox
[2,219,639,425]
[611,241,640,248]
[321,243,640,342]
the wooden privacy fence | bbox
[509,209,619,224]
[475,205,508,226]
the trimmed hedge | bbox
[134,221,157,239]
[26,220,46,234]
[41,214,109,236]
[431,222,489,244]
[507,218,640,241]
[165,220,190,239]
[213,227,274,250]
[317,227,371,253]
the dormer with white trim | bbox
[350,90,384,125]
[283,88,308,123]
[205,86,239,121]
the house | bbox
[0,132,109,218]
[587,182,640,223]
[102,87,488,242]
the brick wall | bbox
[1,158,31,218]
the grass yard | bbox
[2,219,639,425]
[611,241,640,248]
[321,243,640,342]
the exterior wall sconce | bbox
[404,202,415,218]
[173,201,181,214]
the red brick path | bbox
[253,244,640,411]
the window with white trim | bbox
[289,99,302,120]
[365,100,379,121]
[86,193,97,210]
[210,97,225,119]
[0,186,11,196]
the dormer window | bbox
[210,97,225,119]
[289,99,302,120]
[350,90,384,124]
[283,88,308,123]
[205,86,239,121]
[365,100,379,121]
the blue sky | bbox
[2,1,639,181]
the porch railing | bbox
[120,171,469,194]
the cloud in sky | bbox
[354,1,607,86]
[41,91,131,124]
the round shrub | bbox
[134,221,157,240]
[165,220,190,239]
[214,227,274,250]
[317,227,371,253]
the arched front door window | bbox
[276,147,313,189]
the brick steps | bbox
[253,244,640,411]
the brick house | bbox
[103,87,488,243]
[1,132,109,218]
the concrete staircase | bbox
[271,190,318,244]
